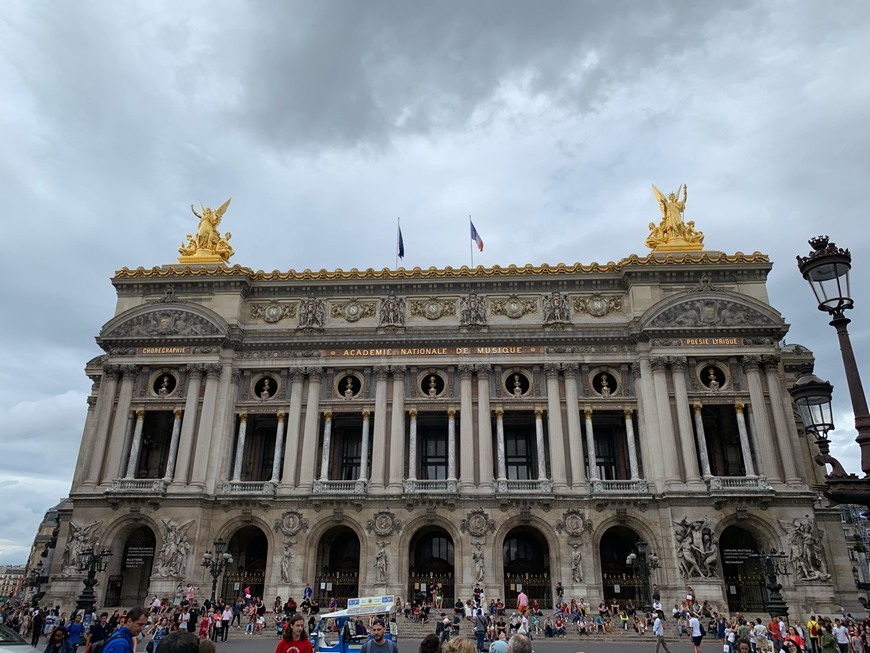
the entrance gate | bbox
[720,525,768,613]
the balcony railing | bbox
[707,475,773,491]
[107,478,166,493]
[313,479,368,494]
[403,479,460,493]
[590,479,650,494]
[495,478,554,494]
[219,480,276,496]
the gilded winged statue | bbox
[178,198,235,263]
[645,184,704,252]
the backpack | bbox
[809,622,819,636]
[90,631,128,653]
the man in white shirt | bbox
[653,611,671,653]
[832,618,849,653]
[689,614,703,653]
[753,618,769,653]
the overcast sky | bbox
[2,1,869,564]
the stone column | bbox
[584,408,598,481]
[477,367,494,490]
[563,366,586,487]
[623,409,640,480]
[271,412,286,483]
[72,391,100,490]
[369,367,389,491]
[743,356,781,482]
[163,408,183,482]
[407,409,417,482]
[763,357,801,484]
[116,411,135,479]
[650,357,682,485]
[495,408,507,481]
[319,412,333,481]
[447,408,457,480]
[670,358,703,487]
[102,365,137,484]
[636,359,666,492]
[170,365,202,488]
[534,407,547,479]
[124,409,146,479]
[360,410,371,481]
[691,404,713,478]
[231,414,248,482]
[459,365,475,491]
[387,368,406,494]
[189,364,222,490]
[82,366,120,488]
[545,365,567,491]
[205,363,236,493]
[734,403,757,476]
[297,369,323,492]
[280,370,305,490]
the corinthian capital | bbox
[741,356,762,372]
[544,363,562,378]
[649,357,670,372]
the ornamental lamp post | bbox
[75,546,113,614]
[201,538,233,603]
[625,539,659,611]
[760,549,790,619]
[795,236,870,506]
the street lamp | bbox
[625,539,659,611]
[759,549,790,619]
[795,236,870,505]
[25,561,47,608]
[76,546,113,614]
[201,538,233,603]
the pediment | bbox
[99,303,229,345]
[641,291,786,334]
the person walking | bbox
[654,611,671,653]
[689,612,703,653]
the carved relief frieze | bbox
[554,509,592,538]
[409,298,456,321]
[365,510,403,536]
[379,295,406,327]
[110,310,220,338]
[330,299,376,323]
[460,509,496,537]
[250,301,298,324]
[490,294,537,319]
[574,293,622,317]
[298,297,326,330]
[650,298,777,328]
[459,293,487,329]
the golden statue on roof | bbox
[178,198,235,264]
[645,184,704,253]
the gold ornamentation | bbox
[178,199,235,264]
[250,302,297,323]
[491,294,537,319]
[409,298,456,320]
[645,184,705,253]
[574,293,622,317]
[330,300,376,322]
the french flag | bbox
[470,220,484,251]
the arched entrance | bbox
[104,525,156,607]
[408,527,454,609]
[599,525,646,605]
[503,527,551,609]
[316,526,360,608]
[720,525,767,613]
[221,526,268,602]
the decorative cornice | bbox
[114,252,771,281]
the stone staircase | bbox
[394,615,670,646]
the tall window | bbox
[339,434,361,480]
[420,425,447,480]
[504,425,534,480]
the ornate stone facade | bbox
[42,249,858,617]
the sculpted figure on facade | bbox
[374,541,388,583]
[570,543,583,583]
[379,295,406,327]
[542,291,570,325]
[779,517,831,581]
[179,199,234,263]
[472,541,486,583]
[673,517,718,578]
[299,297,325,329]
[460,292,487,328]
[156,519,193,578]
[280,537,297,583]
[61,521,100,576]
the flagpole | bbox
[469,215,474,268]
[396,217,400,269]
